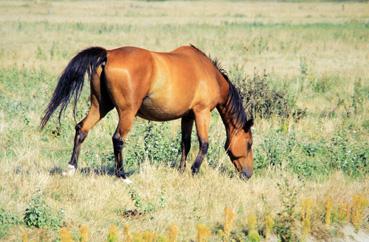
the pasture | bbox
[0,1,368,241]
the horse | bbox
[40,45,254,182]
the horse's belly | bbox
[137,96,189,121]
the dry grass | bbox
[1,161,368,241]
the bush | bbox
[229,68,304,119]
[24,195,64,229]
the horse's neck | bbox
[215,72,246,145]
[216,100,238,145]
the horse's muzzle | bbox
[240,170,252,180]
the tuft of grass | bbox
[196,224,211,242]
[107,224,119,242]
[132,230,157,242]
[21,230,28,242]
[123,224,132,242]
[275,176,299,242]
[166,224,178,242]
[324,197,333,226]
[79,224,89,242]
[338,202,350,224]
[351,194,369,231]
[60,227,73,242]
[264,213,274,240]
[247,213,260,242]
[223,207,235,239]
[301,198,313,239]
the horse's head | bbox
[227,119,254,179]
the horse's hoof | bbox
[191,165,200,175]
[121,177,133,185]
[62,165,76,176]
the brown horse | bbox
[40,45,254,182]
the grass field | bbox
[0,1,368,241]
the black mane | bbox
[190,44,252,130]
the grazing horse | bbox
[40,45,254,182]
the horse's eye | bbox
[247,143,252,150]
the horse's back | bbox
[103,45,226,121]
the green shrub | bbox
[351,79,369,115]
[254,127,368,178]
[122,121,181,168]
[311,75,335,94]
[127,188,156,215]
[0,208,21,239]
[0,208,21,226]
[142,122,181,165]
[23,195,64,229]
[0,226,8,240]
[328,131,369,177]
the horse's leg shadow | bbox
[49,164,137,177]
[49,166,64,175]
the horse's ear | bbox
[244,118,254,131]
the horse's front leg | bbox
[112,109,135,184]
[191,109,210,174]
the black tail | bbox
[40,47,107,129]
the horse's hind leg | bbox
[112,109,135,181]
[179,115,194,172]
[65,71,113,175]
[66,97,112,175]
